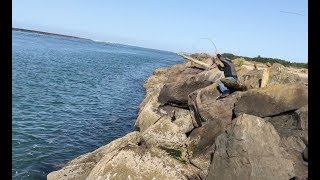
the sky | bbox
[12,0,308,63]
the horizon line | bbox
[12,27,307,64]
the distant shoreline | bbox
[12,27,92,41]
[12,27,176,54]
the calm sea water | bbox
[12,30,184,180]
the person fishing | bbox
[214,51,238,98]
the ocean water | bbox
[12,30,184,180]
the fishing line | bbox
[279,11,304,16]
[200,38,218,53]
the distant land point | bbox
[12,27,92,41]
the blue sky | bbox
[13,0,308,63]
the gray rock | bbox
[188,83,242,127]
[294,106,308,131]
[158,79,212,108]
[160,106,195,134]
[280,136,308,177]
[268,63,302,85]
[158,69,222,108]
[264,109,308,177]
[264,111,308,144]
[238,69,264,89]
[303,146,308,162]
[234,83,308,117]
[134,91,163,132]
[141,118,187,148]
[207,114,295,180]
[86,146,200,180]
[47,131,141,180]
[185,121,222,176]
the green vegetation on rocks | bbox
[160,146,187,163]
[222,53,308,69]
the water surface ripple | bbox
[12,30,184,179]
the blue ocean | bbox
[12,30,184,179]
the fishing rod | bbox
[200,38,218,55]
[198,38,223,68]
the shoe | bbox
[220,90,230,98]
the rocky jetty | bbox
[48,54,308,180]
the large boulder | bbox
[158,105,195,134]
[158,69,222,108]
[141,118,187,148]
[185,120,224,178]
[134,91,163,132]
[235,63,302,90]
[166,67,203,84]
[158,79,212,108]
[136,64,194,132]
[186,82,243,178]
[220,78,247,91]
[47,131,141,180]
[85,146,200,180]
[267,63,302,85]
[280,136,308,177]
[263,106,308,177]
[136,64,210,132]
[235,66,251,77]
[188,83,243,127]
[188,53,213,69]
[238,69,264,89]
[207,114,295,180]
[194,68,223,83]
[234,83,308,117]
[264,107,308,144]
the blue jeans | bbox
[217,77,237,93]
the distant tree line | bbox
[221,53,308,69]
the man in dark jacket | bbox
[214,53,238,98]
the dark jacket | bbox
[217,56,238,79]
